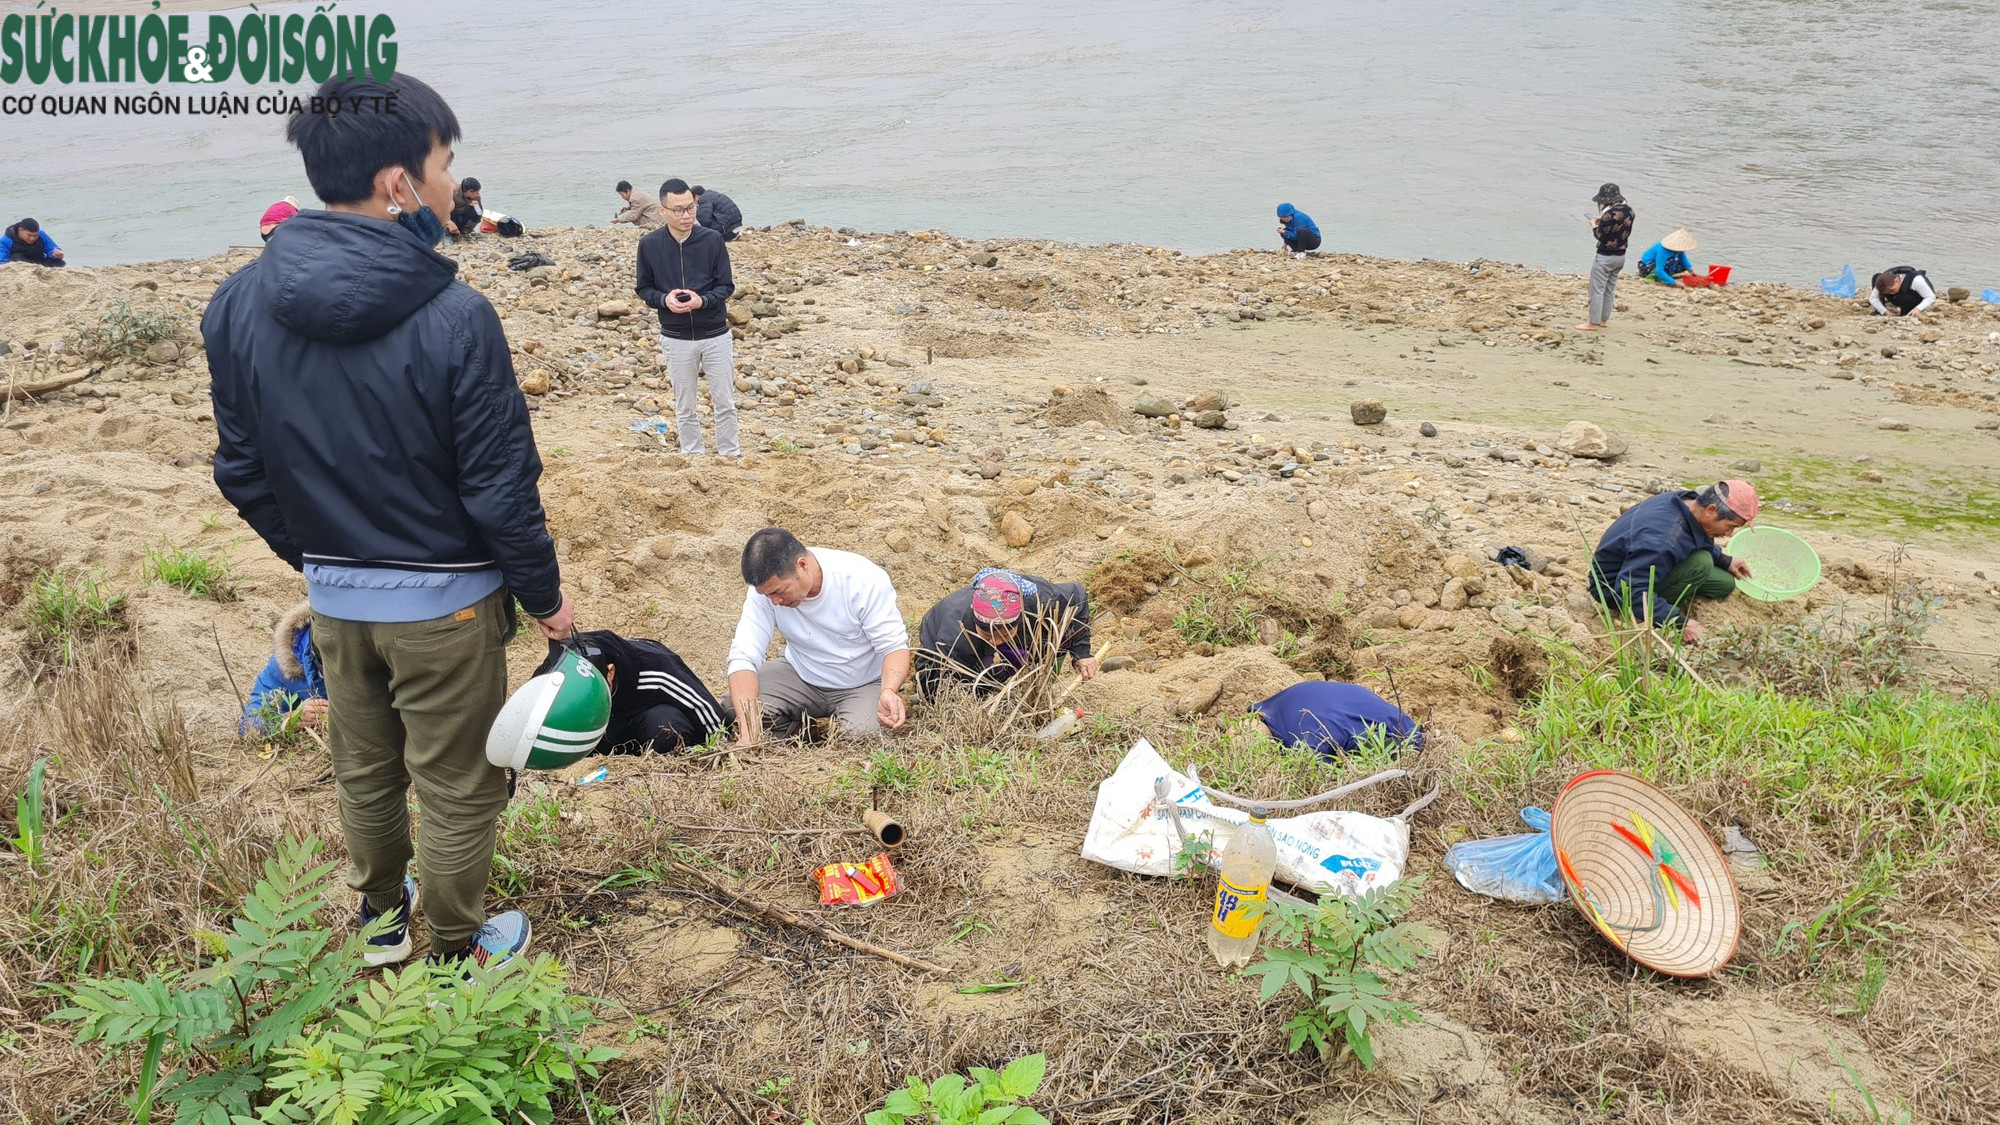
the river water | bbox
[4,0,1997,286]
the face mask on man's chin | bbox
[388,172,447,247]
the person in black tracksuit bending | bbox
[538,630,729,753]
[636,178,739,457]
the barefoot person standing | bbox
[206,73,574,969]
[1579,183,1633,331]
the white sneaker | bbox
[360,877,418,967]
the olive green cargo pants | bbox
[313,587,511,949]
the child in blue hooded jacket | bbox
[1276,203,1321,256]
[242,601,329,734]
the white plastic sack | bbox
[1080,739,1410,898]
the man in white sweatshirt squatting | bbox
[725,526,911,746]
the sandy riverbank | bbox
[5,220,1998,734]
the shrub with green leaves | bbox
[244,691,312,747]
[65,297,193,359]
[1246,877,1438,1069]
[51,835,613,1125]
[865,1053,1048,1125]
[1171,592,1262,648]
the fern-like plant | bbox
[1244,876,1438,1069]
[251,957,615,1125]
[51,835,612,1125]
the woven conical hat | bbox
[1661,228,1698,252]
[1551,770,1740,978]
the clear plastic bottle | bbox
[1036,706,1084,742]
[1207,806,1276,968]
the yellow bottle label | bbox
[1211,877,1268,940]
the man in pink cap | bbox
[914,568,1095,697]
[259,197,301,242]
[1588,480,1757,643]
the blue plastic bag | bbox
[1983,288,2000,305]
[1442,807,1564,904]
[1819,264,1856,299]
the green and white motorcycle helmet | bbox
[486,647,611,770]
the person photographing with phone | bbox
[1578,182,1633,331]
[636,178,740,458]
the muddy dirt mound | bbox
[901,321,1028,358]
[1035,386,1134,431]
[1083,646,1299,722]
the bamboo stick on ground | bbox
[4,369,92,401]
[665,858,948,975]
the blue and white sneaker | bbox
[360,876,419,967]
[426,909,533,970]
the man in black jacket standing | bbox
[637,178,739,457]
[206,74,573,970]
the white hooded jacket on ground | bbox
[726,548,908,689]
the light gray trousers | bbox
[730,658,884,740]
[1588,253,1625,325]
[661,333,740,455]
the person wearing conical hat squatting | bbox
[258,197,302,242]
[1589,480,1758,645]
[1276,203,1321,258]
[1636,228,1700,286]
[913,569,1097,699]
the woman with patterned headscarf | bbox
[914,568,1096,698]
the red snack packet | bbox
[813,852,905,907]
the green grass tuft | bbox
[18,568,126,665]
[1490,657,1999,820]
[142,543,234,601]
